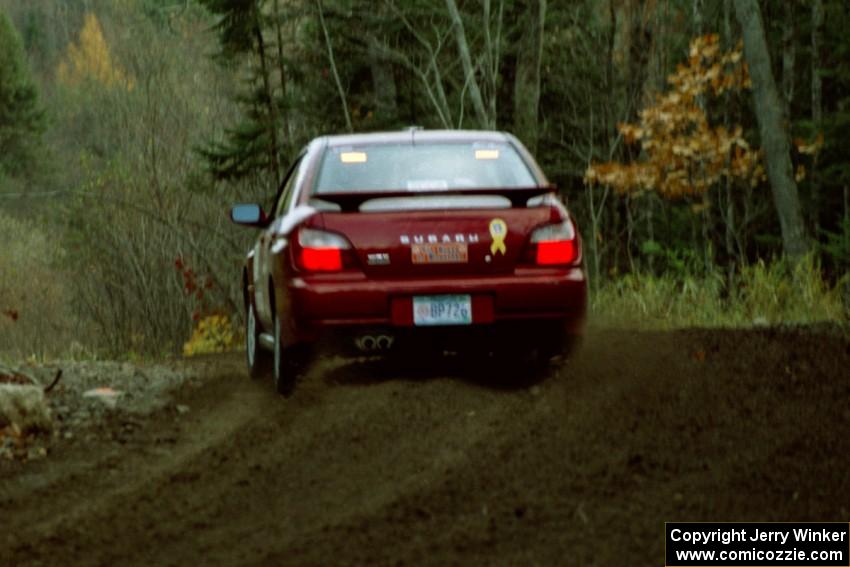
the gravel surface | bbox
[1,359,193,461]
[1,328,849,565]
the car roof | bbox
[321,129,512,148]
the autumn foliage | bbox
[585,35,764,199]
[56,13,134,90]
[173,257,236,357]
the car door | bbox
[255,156,307,328]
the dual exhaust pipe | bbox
[355,334,395,352]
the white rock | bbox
[82,387,122,409]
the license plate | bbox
[413,295,472,326]
[411,243,468,265]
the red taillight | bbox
[536,240,576,265]
[527,219,579,266]
[294,228,352,272]
[299,247,343,271]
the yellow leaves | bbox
[740,64,752,89]
[793,133,824,156]
[618,123,644,145]
[668,35,750,98]
[182,315,236,357]
[584,34,763,200]
[728,49,743,64]
[691,201,710,214]
[585,162,658,196]
[56,13,134,90]
[693,34,721,57]
[671,143,692,158]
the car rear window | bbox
[314,142,536,193]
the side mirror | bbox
[230,204,269,227]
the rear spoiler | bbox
[310,185,558,212]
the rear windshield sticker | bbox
[474,149,500,160]
[340,151,367,164]
[407,179,449,190]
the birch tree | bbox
[445,0,492,128]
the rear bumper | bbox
[284,266,587,341]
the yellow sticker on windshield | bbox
[475,149,500,160]
[340,151,367,164]
[489,218,507,255]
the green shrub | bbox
[591,254,846,329]
[0,212,76,357]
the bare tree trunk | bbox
[316,0,353,132]
[272,0,291,155]
[734,0,809,259]
[646,198,655,272]
[445,0,491,128]
[587,179,608,288]
[811,0,823,233]
[702,206,713,273]
[625,0,650,127]
[253,14,281,183]
[368,36,398,124]
[604,0,618,275]
[513,0,546,153]
[626,195,635,273]
[383,3,453,126]
[781,0,796,122]
[482,0,503,127]
[693,0,703,35]
[364,1,397,125]
[585,108,607,286]
[606,0,615,101]
[722,0,737,269]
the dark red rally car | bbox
[231,129,586,395]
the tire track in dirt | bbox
[3,327,850,566]
[4,354,529,566]
[1,357,272,554]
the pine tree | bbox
[0,12,45,179]
[197,0,284,183]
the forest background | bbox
[0,0,848,359]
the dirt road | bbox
[2,327,849,566]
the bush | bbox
[591,254,847,329]
[182,314,237,357]
[0,212,76,358]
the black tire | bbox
[493,324,581,383]
[246,302,270,378]
[536,328,582,365]
[272,314,300,397]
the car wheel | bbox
[246,302,270,378]
[539,331,581,362]
[491,324,579,384]
[272,315,298,397]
